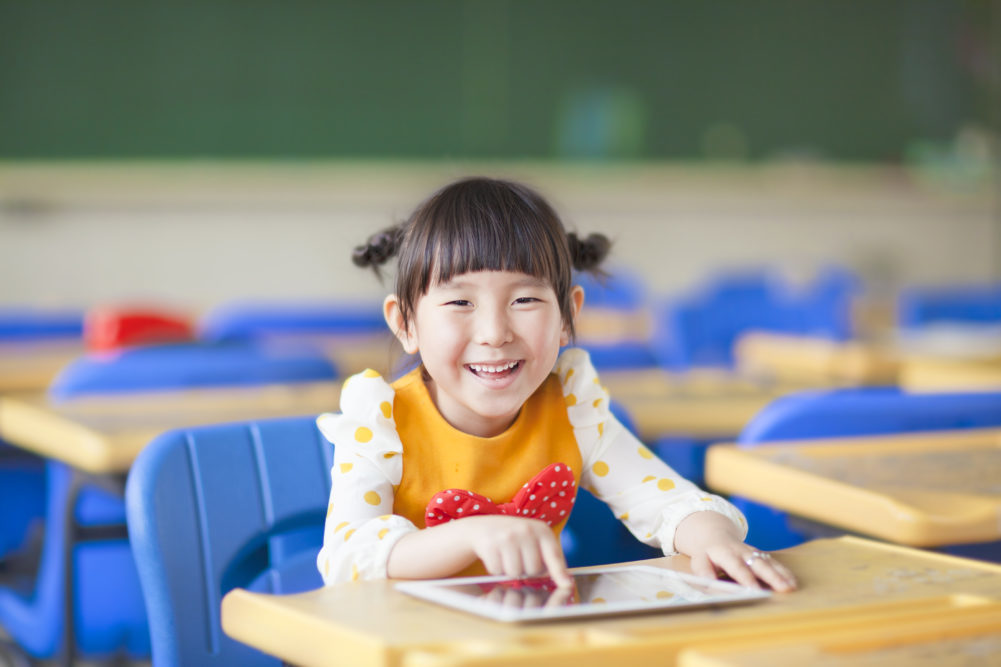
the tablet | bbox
[395,564,771,623]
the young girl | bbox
[316,177,796,592]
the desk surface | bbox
[706,428,1001,547]
[0,381,341,473]
[733,332,900,386]
[733,330,1001,393]
[899,355,1001,393]
[0,339,83,393]
[602,368,800,440]
[221,536,1001,667]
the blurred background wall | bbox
[0,0,998,313]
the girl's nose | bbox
[474,307,514,346]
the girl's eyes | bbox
[442,297,542,307]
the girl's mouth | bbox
[466,361,521,380]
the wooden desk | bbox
[732,330,1001,393]
[899,355,1001,393]
[0,381,341,473]
[705,428,1001,547]
[221,536,1001,667]
[733,332,900,386]
[0,339,83,394]
[602,368,801,440]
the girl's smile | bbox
[386,270,583,438]
[466,360,521,381]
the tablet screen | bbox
[395,564,771,622]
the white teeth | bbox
[468,361,518,374]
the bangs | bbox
[394,177,576,335]
[404,179,571,297]
[426,215,563,290]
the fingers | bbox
[706,547,797,592]
[745,551,797,592]
[472,516,572,587]
[688,552,719,582]
[716,549,762,589]
[539,533,573,588]
[520,541,545,578]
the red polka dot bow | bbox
[425,462,577,527]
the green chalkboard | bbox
[0,1,993,160]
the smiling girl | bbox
[315,177,795,592]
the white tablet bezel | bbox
[395,564,771,623]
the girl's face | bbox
[386,270,583,438]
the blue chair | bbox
[653,268,859,371]
[0,343,338,662]
[200,300,387,341]
[562,402,661,567]
[48,341,338,402]
[0,308,83,341]
[1,309,84,567]
[574,267,658,372]
[126,416,332,667]
[898,282,1001,328]
[733,388,1001,558]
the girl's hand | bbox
[462,515,573,587]
[673,511,797,593]
[387,514,573,587]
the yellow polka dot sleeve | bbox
[556,349,747,555]
[315,369,417,584]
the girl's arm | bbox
[315,443,416,584]
[316,371,417,584]
[556,349,795,592]
[386,515,573,586]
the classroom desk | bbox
[272,331,398,379]
[221,536,1001,667]
[0,340,83,394]
[705,428,1001,548]
[898,355,1001,393]
[601,368,804,440]
[0,381,342,474]
[732,332,900,386]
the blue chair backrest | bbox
[739,388,1001,444]
[654,268,859,370]
[126,416,332,667]
[573,267,648,311]
[0,307,83,340]
[898,283,1001,328]
[579,341,659,371]
[572,267,658,371]
[48,342,338,403]
[200,301,386,341]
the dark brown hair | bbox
[353,177,610,340]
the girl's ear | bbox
[384,294,419,354]
[560,285,585,346]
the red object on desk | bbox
[85,307,196,352]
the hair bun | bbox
[352,225,404,270]
[568,232,611,272]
